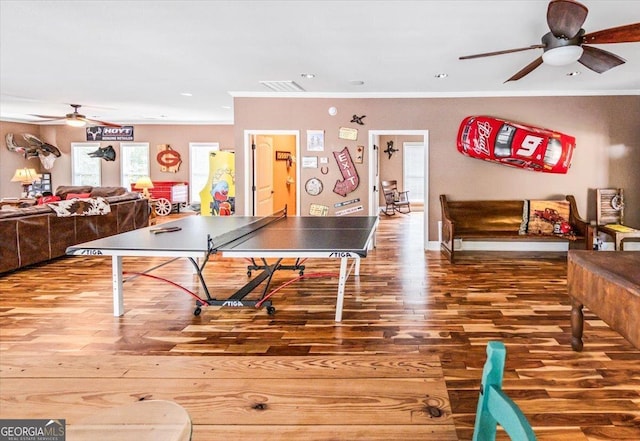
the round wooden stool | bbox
[67,400,191,441]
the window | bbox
[403,142,424,203]
[71,143,101,186]
[120,142,150,189]
[189,142,219,202]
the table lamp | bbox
[11,168,41,198]
[135,176,154,198]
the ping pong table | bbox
[66,209,378,322]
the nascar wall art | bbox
[457,116,575,174]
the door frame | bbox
[368,130,429,250]
[243,130,300,216]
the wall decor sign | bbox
[334,198,360,208]
[307,130,325,151]
[309,204,329,216]
[355,145,364,163]
[384,140,398,159]
[336,205,363,216]
[302,156,318,168]
[157,144,182,172]
[351,114,366,125]
[275,151,291,160]
[86,126,134,141]
[332,146,359,197]
[456,115,575,174]
[305,177,323,196]
[338,127,358,141]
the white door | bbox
[255,135,274,216]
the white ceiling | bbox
[1,0,639,125]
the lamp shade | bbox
[11,168,41,184]
[135,177,154,189]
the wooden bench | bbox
[568,250,640,351]
[440,194,592,263]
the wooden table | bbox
[67,400,192,441]
[0,354,457,441]
[597,224,640,250]
[567,250,640,351]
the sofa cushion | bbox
[90,187,127,198]
[55,186,93,199]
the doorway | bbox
[368,130,429,250]
[244,130,300,216]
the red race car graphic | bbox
[457,116,575,174]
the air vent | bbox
[259,80,305,92]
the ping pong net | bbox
[206,207,287,253]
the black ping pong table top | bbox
[67,215,378,256]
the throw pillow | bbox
[527,200,572,236]
[38,195,61,205]
[66,193,91,200]
[518,200,529,235]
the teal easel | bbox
[473,341,537,441]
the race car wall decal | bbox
[457,116,575,174]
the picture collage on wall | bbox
[304,113,367,216]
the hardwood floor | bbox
[1,212,639,440]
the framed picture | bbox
[302,156,318,168]
[307,130,325,151]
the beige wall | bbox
[1,122,234,196]
[232,96,640,239]
[2,95,639,240]
[379,134,423,207]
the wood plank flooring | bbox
[1,212,639,440]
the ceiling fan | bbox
[459,0,640,82]
[31,104,121,127]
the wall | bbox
[379,134,423,208]
[232,96,640,239]
[0,121,44,196]
[0,122,234,197]
[271,134,297,215]
[3,95,639,240]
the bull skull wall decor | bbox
[6,133,62,170]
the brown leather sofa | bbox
[0,186,149,274]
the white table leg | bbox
[112,255,124,317]
[355,257,361,276]
[335,257,349,322]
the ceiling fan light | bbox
[542,46,584,66]
[66,117,86,127]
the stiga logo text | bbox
[1,419,65,441]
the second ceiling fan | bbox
[459,0,640,82]
[32,104,121,128]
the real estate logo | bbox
[0,419,65,441]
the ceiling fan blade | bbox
[459,44,544,60]
[583,23,640,44]
[505,56,544,82]
[547,0,588,39]
[30,114,64,119]
[82,117,122,128]
[578,45,626,73]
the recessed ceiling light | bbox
[180,92,193,97]
[434,73,448,79]
[349,80,365,86]
[301,73,315,79]
[567,71,581,76]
